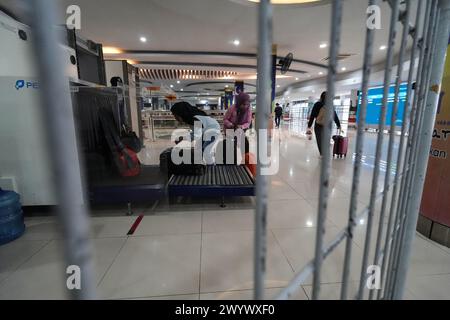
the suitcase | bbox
[332,134,348,158]
[159,147,206,178]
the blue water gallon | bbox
[0,188,25,245]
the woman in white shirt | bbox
[170,102,220,163]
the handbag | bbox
[121,124,142,153]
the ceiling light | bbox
[225,85,229,88]
[319,71,324,75]
[170,84,174,88]
[319,43,327,49]
[380,45,387,50]
[295,77,299,81]
[180,89,184,91]
[140,37,147,43]
[177,80,180,84]
[341,67,347,71]
[233,39,240,46]
[102,47,122,54]
[277,85,280,88]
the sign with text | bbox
[421,38,450,227]
[357,83,408,127]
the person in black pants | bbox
[306,91,341,156]
[274,103,283,128]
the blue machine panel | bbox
[357,83,408,127]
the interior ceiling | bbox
[0,0,420,100]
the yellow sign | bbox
[421,38,450,227]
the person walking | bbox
[274,103,283,128]
[306,91,341,156]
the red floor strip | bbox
[127,214,144,235]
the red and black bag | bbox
[332,130,348,158]
[99,108,140,177]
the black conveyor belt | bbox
[168,165,255,197]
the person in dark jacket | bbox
[306,91,341,156]
[274,103,283,128]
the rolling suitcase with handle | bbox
[332,130,348,158]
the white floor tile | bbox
[287,181,349,201]
[406,274,450,300]
[271,227,364,285]
[125,294,199,300]
[303,282,359,300]
[202,197,255,210]
[21,217,61,241]
[202,212,254,233]
[200,287,308,300]
[200,231,294,293]
[0,237,126,299]
[0,239,49,284]
[97,234,201,299]
[90,216,136,238]
[303,282,416,300]
[133,214,202,236]
[305,197,370,229]
[268,180,303,201]
[152,198,204,214]
[267,199,335,229]
[407,235,450,276]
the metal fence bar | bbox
[396,4,440,290]
[392,0,450,299]
[356,0,400,300]
[369,0,412,301]
[28,0,96,299]
[276,163,413,300]
[377,0,423,300]
[311,0,343,300]
[389,1,441,292]
[381,0,433,298]
[254,0,272,300]
[386,1,438,298]
[340,0,378,300]
[385,1,439,298]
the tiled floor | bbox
[1,125,449,300]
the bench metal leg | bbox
[220,197,226,208]
[126,202,134,216]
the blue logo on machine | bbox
[15,80,25,90]
[15,80,39,90]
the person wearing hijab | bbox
[306,91,341,156]
[223,92,252,131]
[170,102,220,153]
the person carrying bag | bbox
[306,91,342,156]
